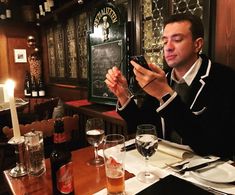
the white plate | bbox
[191,163,235,183]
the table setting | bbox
[3,116,235,195]
[95,123,235,195]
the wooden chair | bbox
[33,97,60,121]
[2,114,79,158]
[19,97,60,124]
[3,114,79,140]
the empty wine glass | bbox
[86,118,105,166]
[135,124,158,183]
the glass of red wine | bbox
[86,118,105,166]
[135,124,158,183]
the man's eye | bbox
[174,38,183,42]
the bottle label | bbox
[32,91,38,97]
[56,162,74,194]
[24,89,31,96]
[54,133,67,143]
[39,90,45,96]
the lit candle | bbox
[5,79,21,138]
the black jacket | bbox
[118,55,235,158]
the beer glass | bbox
[103,134,125,195]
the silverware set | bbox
[166,157,221,174]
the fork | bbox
[165,161,189,171]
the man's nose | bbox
[165,41,174,52]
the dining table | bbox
[4,139,235,195]
[3,146,134,195]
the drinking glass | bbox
[135,124,158,183]
[86,118,105,166]
[103,134,125,195]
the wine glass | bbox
[135,124,158,183]
[86,118,105,166]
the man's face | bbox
[162,21,199,69]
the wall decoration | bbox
[14,49,27,63]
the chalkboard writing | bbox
[90,40,123,101]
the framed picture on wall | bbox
[14,49,27,63]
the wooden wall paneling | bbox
[46,85,88,102]
[0,28,9,83]
[7,37,32,97]
[0,23,38,98]
[215,0,235,70]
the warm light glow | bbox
[5,79,15,97]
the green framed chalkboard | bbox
[88,2,127,105]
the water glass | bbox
[24,130,46,176]
[103,134,125,195]
[135,124,158,183]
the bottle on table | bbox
[50,119,74,195]
[24,71,32,97]
[31,76,38,97]
[38,77,45,97]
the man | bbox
[105,13,235,158]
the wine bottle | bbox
[5,0,11,19]
[24,71,32,97]
[38,0,45,17]
[31,76,38,97]
[38,77,46,97]
[0,0,6,20]
[50,119,74,195]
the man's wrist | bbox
[159,91,175,104]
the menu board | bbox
[90,40,123,103]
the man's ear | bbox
[194,38,204,53]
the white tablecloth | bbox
[96,139,235,195]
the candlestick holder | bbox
[8,136,27,177]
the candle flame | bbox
[5,79,15,97]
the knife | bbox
[122,143,136,151]
[178,158,221,174]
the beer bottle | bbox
[38,77,46,97]
[50,119,74,195]
[31,76,38,97]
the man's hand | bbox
[105,66,131,106]
[130,60,173,100]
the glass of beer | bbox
[103,134,125,195]
[86,118,105,166]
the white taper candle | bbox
[5,80,21,138]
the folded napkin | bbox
[126,138,194,169]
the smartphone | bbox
[131,55,150,70]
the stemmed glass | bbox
[135,124,158,183]
[86,118,105,166]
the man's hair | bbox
[164,13,204,40]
